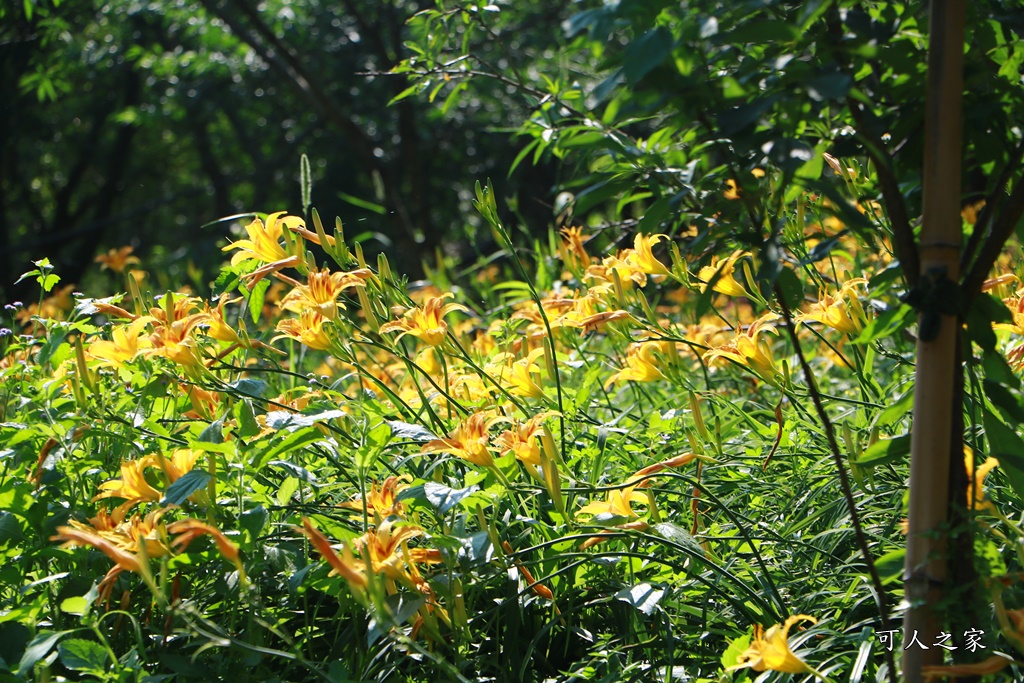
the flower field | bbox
[2,175,1024,683]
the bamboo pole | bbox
[903,1,966,681]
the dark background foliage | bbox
[0,0,573,300]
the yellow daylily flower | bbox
[696,251,748,297]
[604,341,673,388]
[994,291,1024,367]
[414,347,442,376]
[628,233,671,276]
[202,296,247,346]
[487,348,547,399]
[222,212,304,267]
[380,293,468,346]
[421,411,507,468]
[94,450,204,514]
[585,254,647,290]
[965,446,999,513]
[723,178,742,201]
[551,292,633,334]
[93,458,163,511]
[87,317,153,368]
[274,309,333,351]
[797,278,868,335]
[728,615,818,674]
[52,508,170,601]
[449,369,498,404]
[496,411,559,470]
[559,226,592,271]
[142,298,210,369]
[578,485,648,521]
[995,292,1024,337]
[280,266,371,320]
[703,314,783,387]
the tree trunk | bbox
[902,1,966,681]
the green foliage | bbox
[3,1,1024,682]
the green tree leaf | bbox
[57,639,107,674]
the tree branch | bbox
[848,102,920,286]
[200,0,377,167]
[962,175,1024,299]
[960,135,1024,287]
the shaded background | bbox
[0,0,571,300]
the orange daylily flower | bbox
[502,541,555,601]
[167,519,245,581]
[380,293,468,346]
[573,308,634,334]
[95,246,141,274]
[338,476,409,521]
[53,519,148,575]
[628,453,699,486]
[16,284,76,331]
[181,384,222,420]
[982,273,1018,292]
[300,518,441,597]
[961,199,986,227]
[922,654,1013,679]
[301,518,369,591]
[353,520,443,586]
[52,508,170,600]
